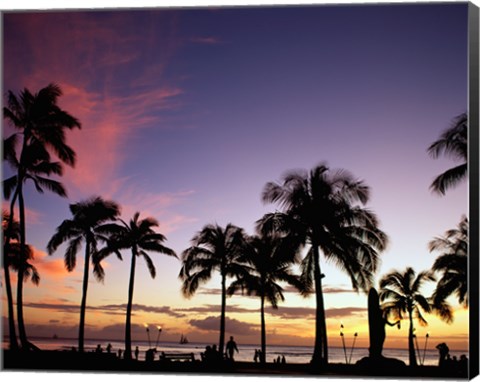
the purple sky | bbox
[2,2,470,348]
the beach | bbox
[2,348,469,379]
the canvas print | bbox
[1,1,479,380]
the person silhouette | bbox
[106,343,112,353]
[226,336,239,361]
[95,344,102,353]
[436,342,450,367]
[135,346,139,360]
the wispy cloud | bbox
[323,285,357,294]
[22,301,185,319]
[4,11,186,200]
[189,36,223,45]
[325,307,367,318]
[1,202,43,225]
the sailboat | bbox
[179,334,189,344]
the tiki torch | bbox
[155,326,162,348]
[340,324,348,364]
[349,332,358,364]
[144,323,151,348]
[422,332,430,365]
[413,333,421,365]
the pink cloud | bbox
[112,188,198,234]
[1,201,43,225]
[4,11,185,199]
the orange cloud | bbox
[31,246,81,281]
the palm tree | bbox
[2,212,40,350]
[47,196,120,352]
[259,163,388,366]
[428,112,467,195]
[3,140,67,350]
[379,267,453,367]
[2,211,20,350]
[429,216,468,308]
[179,223,248,357]
[227,231,308,363]
[98,212,176,360]
[3,84,80,349]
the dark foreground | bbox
[1,350,468,379]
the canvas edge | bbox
[468,1,480,380]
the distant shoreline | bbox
[1,336,469,353]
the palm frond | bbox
[139,251,156,278]
[3,176,18,200]
[64,236,82,272]
[30,175,67,197]
[430,163,468,195]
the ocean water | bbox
[2,337,468,366]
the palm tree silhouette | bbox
[47,196,120,352]
[259,163,388,366]
[227,231,307,363]
[2,211,40,350]
[98,212,176,360]
[3,84,80,349]
[179,223,248,357]
[3,139,68,350]
[428,112,467,195]
[379,267,453,367]
[429,216,468,308]
[2,211,20,350]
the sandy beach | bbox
[2,350,469,379]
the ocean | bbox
[2,337,468,366]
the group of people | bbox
[436,342,468,374]
[202,336,239,363]
[94,343,113,354]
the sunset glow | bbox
[2,1,469,357]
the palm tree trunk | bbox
[219,272,226,358]
[78,237,91,352]
[3,262,18,350]
[4,191,20,351]
[311,245,328,367]
[17,183,29,350]
[260,293,266,364]
[408,309,417,367]
[125,247,137,360]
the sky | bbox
[1,1,471,353]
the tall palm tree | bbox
[3,139,67,350]
[2,213,40,350]
[47,196,120,352]
[259,163,388,366]
[2,211,20,350]
[3,83,80,349]
[98,212,176,360]
[379,267,453,367]
[429,216,468,308]
[179,223,248,357]
[428,112,467,195]
[227,231,308,363]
